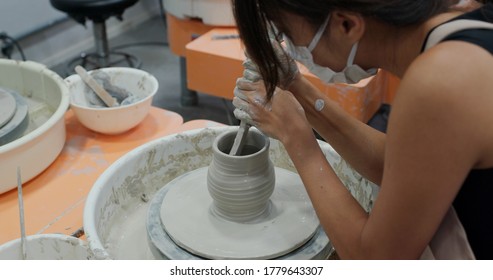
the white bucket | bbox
[0,59,70,194]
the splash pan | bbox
[148,167,324,260]
[0,59,69,194]
[0,234,90,260]
[84,127,378,259]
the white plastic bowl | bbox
[65,67,158,135]
[0,59,69,194]
[0,234,90,260]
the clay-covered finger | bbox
[243,69,261,82]
[233,86,251,101]
[236,77,258,90]
[233,108,254,125]
[232,96,250,112]
[242,58,259,71]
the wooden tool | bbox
[74,65,118,107]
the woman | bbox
[232,0,493,259]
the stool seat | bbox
[50,0,141,74]
[50,0,139,23]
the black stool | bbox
[50,0,141,74]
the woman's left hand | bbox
[233,77,312,143]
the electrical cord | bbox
[0,32,26,61]
[158,0,167,29]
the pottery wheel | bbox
[0,88,17,128]
[0,88,29,146]
[158,166,320,260]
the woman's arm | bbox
[283,41,491,259]
[233,39,493,258]
[287,76,386,184]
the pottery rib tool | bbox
[74,65,118,107]
[229,121,251,156]
[17,167,27,260]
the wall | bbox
[0,0,161,68]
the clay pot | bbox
[207,129,275,223]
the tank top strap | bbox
[424,19,493,51]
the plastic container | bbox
[0,234,90,260]
[0,59,69,194]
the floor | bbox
[51,15,390,131]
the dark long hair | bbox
[232,0,454,99]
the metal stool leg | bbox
[93,21,110,67]
[63,19,142,76]
[180,56,198,106]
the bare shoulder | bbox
[402,40,493,102]
[394,40,493,168]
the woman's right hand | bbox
[243,39,301,91]
[232,77,312,143]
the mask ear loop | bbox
[268,22,282,41]
[308,15,331,51]
[346,42,359,66]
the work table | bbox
[0,107,223,245]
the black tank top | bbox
[422,3,493,260]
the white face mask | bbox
[283,15,377,84]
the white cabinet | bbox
[163,0,235,26]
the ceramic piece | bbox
[0,88,16,128]
[159,167,319,259]
[208,130,275,222]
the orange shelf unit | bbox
[186,28,245,100]
[166,13,226,57]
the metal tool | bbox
[229,61,261,156]
[17,167,27,260]
[75,65,118,107]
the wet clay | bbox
[157,130,319,259]
[84,70,142,107]
[208,130,275,222]
[159,167,320,260]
